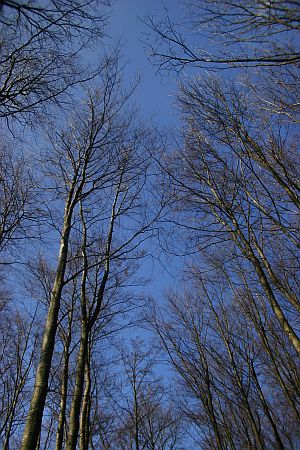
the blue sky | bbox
[106,1,187,298]
[108,0,181,126]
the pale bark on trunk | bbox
[66,271,108,449]
[230,221,300,355]
[55,306,74,450]
[245,289,300,423]
[21,201,73,450]
[252,237,300,313]
[247,244,300,355]
[79,354,91,450]
[210,183,300,354]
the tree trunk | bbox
[214,309,264,450]
[55,347,70,450]
[66,323,89,450]
[79,353,91,450]
[246,290,300,423]
[251,361,285,450]
[232,224,300,355]
[20,210,72,450]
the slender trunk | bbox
[252,237,300,313]
[246,290,300,423]
[230,357,264,450]
[213,309,264,450]
[251,362,285,450]
[210,186,300,354]
[79,353,91,450]
[21,208,73,450]
[207,390,224,450]
[66,182,118,449]
[55,306,74,450]
[203,365,224,450]
[232,224,300,355]
[4,324,34,449]
[134,385,139,450]
[3,391,20,449]
[44,415,54,450]
[241,133,300,210]
[55,349,70,450]
[249,246,300,355]
[66,323,89,450]
[3,427,10,449]
[131,367,140,450]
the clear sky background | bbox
[108,0,181,126]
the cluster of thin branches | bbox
[0,1,299,449]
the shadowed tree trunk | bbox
[66,324,89,450]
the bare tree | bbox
[81,348,120,450]
[0,0,109,124]
[0,283,38,449]
[25,253,85,450]
[114,340,183,450]
[20,53,163,449]
[158,70,300,354]
[145,8,299,443]
[148,273,299,449]
[0,141,40,258]
[65,151,159,449]
[145,0,300,71]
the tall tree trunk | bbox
[55,347,70,450]
[79,352,91,450]
[66,182,118,449]
[55,306,74,450]
[231,222,300,355]
[244,287,300,423]
[248,245,300,355]
[3,392,20,449]
[21,207,73,450]
[206,373,224,450]
[66,323,89,450]
[213,307,264,450]
[251,361,285,450]
[210,187,300,354]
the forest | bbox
[0,0,299,449]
